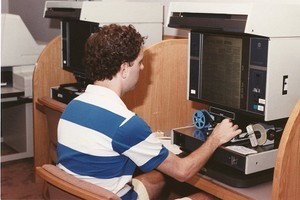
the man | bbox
[57,24,242,200]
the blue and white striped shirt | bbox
[57,85,169,199]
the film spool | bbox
[252,123,267,145]
[192,110,211,130]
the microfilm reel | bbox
[192,110,211,130]
[252,123,267,146]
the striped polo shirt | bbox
[57,84,169,199]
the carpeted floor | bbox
[1,157,44,199]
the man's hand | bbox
[209,118,242,147]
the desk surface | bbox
[187,174,272,200]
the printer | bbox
[168,0,300,187]
[1,13,45,162]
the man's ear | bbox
[120,62,129,79]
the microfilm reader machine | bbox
[168,0,300,187]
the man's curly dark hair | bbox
[84,24,146,82]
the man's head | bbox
[84,24,146,83]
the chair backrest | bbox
[272,100,300,199]
[36,96,66,163]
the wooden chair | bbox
[272,99,300,199]
[36,96,120,200]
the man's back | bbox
[57,84,168,199]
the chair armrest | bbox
[36,165,120,200]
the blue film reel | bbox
[192,109,212,130]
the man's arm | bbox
[156,118,242,182]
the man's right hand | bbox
[208,118,242,147]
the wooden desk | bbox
[186,174,272,200]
